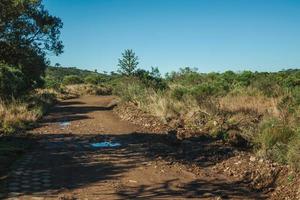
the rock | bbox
[250,156,256,162]
[234,161,242,165]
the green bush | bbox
[134,68,167,90]
[256,119,296,163]
[63,75,83,85]
[84,75,105,85]
[171,87,189,100]
[287,130,300,170]
[0,63,26,99]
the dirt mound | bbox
[114,102,171,133]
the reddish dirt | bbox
[4,96,267,200]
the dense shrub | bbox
[287,131,300,170]
[256,119,296,163]
[134,68,167,90]
[171,87,189,100]
[84,75,105,85]
[0,63,26,99]
[63,75,84,85]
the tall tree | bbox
[0,0,63,89]
[117,49,139,76]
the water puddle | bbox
[59,121,70,128]
[91,141,121,148]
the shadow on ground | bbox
[5,132,264,199]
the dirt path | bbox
[5,96,265,200]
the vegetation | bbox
[0,0,299,174]
[0,0,63,93]
[118,49,139,76]
[113,60,300,170]
[0,90,56,134]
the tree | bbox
[117,49,139,76]
[0,0,63,90]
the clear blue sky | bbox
[44,0,300,74]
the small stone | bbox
[234,161,242,165]
[250,156,256,162]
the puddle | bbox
[59,121,70,128]
[91,141,121,148]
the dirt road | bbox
[5,96,265,199]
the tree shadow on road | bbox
[5,132,266,199]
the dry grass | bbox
[219,94,280,117]
[139,91,206,127]
[0,99,38,134]
[64,84,112,97]
[0,90,56,134]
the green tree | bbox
[118,49,139,76]
[0,63,26,98]
[0,0,63,90]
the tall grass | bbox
[114,73,300,169]
[0,91,56,134]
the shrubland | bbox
[113,66,300,170]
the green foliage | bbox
[112,77,147,102]
[256,119,296,163]
[287,130,300,170]
[118,49,139,76]
[0,0,63,95]
[171,87,189,100]
[63,75,84,85]
[0,63,26,98]
[45,66,109,89]
[84,75,105,85]
[134,67,167,90]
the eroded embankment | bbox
[115,101,300,200]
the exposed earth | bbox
[2,96,285,199]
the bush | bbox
[287,131,300,170]
[0,63,26,99]
[134,68,167,90]
[84,75,105,85]
[256,118,296,163]
[171,87,189,100]
[63,75,83,85]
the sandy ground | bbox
[4,96,265,200]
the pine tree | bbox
[117,49,139,76]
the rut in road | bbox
[5,96,265,200]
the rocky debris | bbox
[115,101,300,200]
[114,102,171,133]
[213,153,281,190]
[212,152,300,200]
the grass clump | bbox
[256,119,300,169]
[0,90,56,135]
